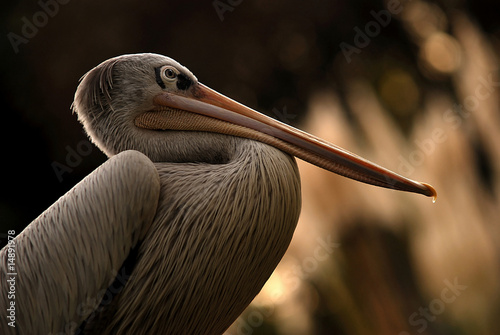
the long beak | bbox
[138,83,436,200]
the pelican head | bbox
[73,53,436,198]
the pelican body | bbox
[0,53,435,334]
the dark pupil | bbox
[165,69,175,78]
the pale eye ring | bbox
[163,67,178,81]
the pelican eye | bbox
[163,67,178,81]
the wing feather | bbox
[0,150,160,334]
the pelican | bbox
[0,53,435,334]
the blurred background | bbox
[2,0,500,334]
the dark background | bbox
[2,0,500,334]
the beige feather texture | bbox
[0,151,160,334]
[85,139,301,334]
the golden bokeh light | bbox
[420,32,462,75]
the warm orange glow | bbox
[421,32,462,74]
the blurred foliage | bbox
[1,0,499,334]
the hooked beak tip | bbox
[421,183,437,202]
